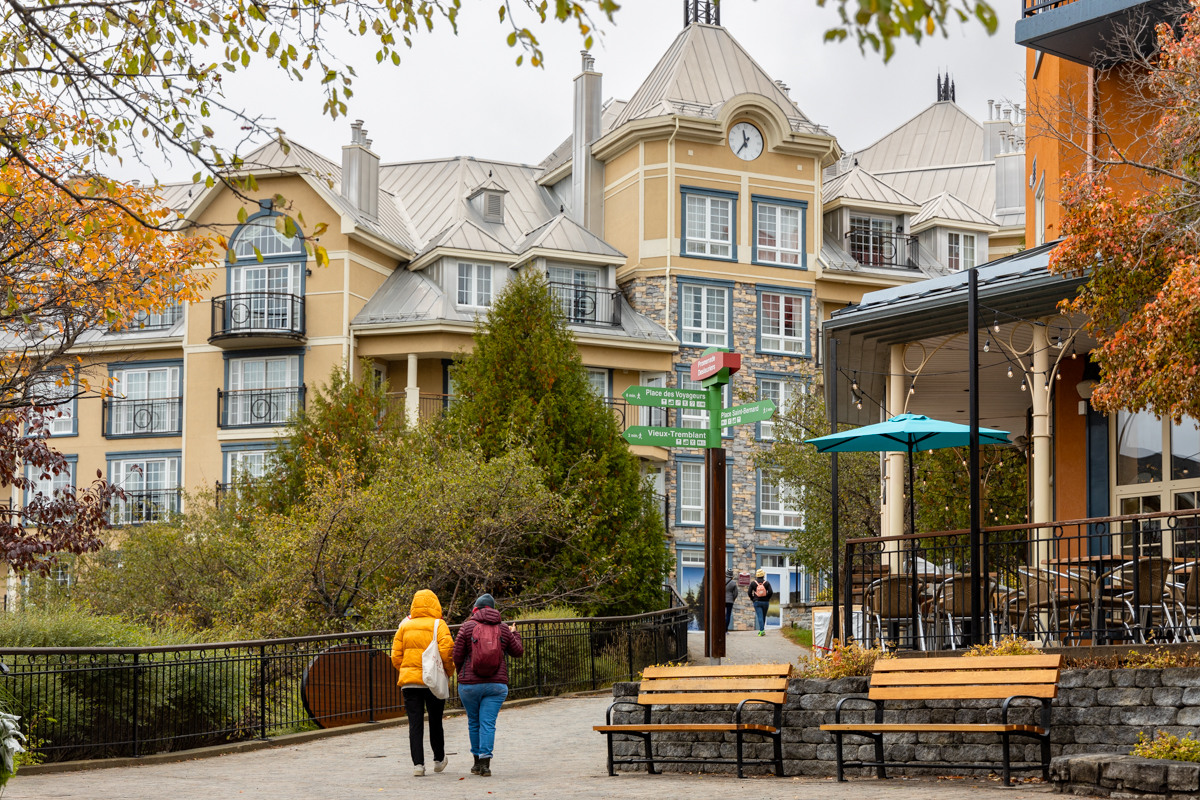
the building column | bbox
[1032,321,1052,564]
[885,344,906,572]
[405,353,419,429]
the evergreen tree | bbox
[446,271,670,614]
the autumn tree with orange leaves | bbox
[1050,0,1200,421]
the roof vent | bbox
[484,192,503,222]
[775,80,790,97]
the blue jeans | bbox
[458,682,509,758]
[754,601,770,632]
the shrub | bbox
[0,601,214,648]
[1066,647,1200,670]
[1134,731,1200,763]
[797,640,891,679]
[962,635,1040,658]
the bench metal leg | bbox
[773,732,784,777]
[1041,735,1051,782]
[1001,733,1011,786]
[834,732,845,782]
[736,729,744,779]
[606,733,615,776]
[642,733,658,774]
[874,733,887,779]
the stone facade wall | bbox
[619,276,819,632]
[608,668,1200,776]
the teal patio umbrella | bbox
[806,413,1011,543]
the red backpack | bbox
[470,621,504,678]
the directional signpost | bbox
[620,348,777,663]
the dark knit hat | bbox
[474,593,496,610]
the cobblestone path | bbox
[10,696,1050,800]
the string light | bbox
[984,338,991,353]
[853,393,863,410]
[1020,378,1027,392]
[1007,365,1013,378]
[909,381,916,396]
[1055,371,1061,381]
[851,373,859,393]
[1054,331,1063,349]
[993,314,1000,333]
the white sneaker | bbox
[413,764,425,777]
[434,757,449,773]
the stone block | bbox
[782,743,817,760]
[1182,687,1200,706]
[799,693,837,710]
[1134,669,1162,688]
[929,708,959,725]
[802,728,832,744]
[1151,686,1184,707]
[1162,668,1200,688]
[830,677,870,694]
[1179,706,1200,726]
[815,743,839,761]
[613,681,639,697]
[1051,726,1075,744]
[1084,670,1114,688]
[1111,670,1137,688]
[800,679,831,694]
[883,744,915,762]
[1103,756,1169,793]
[1059,670,1088,689]
[1097,687,1148,706]
[1113,706,1176,726]
[904,709,932,725]
[1168,762,1200,793]
[1068,688,1099,707]
[1061,744,1130,756]
[954,709,985,725]
[654,742,691,758]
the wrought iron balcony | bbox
[113,303,183,333]
[548,282,622,328]
[210,292,305,347]
[845,231,922,270]
[217,386,306,428]
[103,397,183,438]
[111,489,180,526]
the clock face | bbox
[728,122,764,161]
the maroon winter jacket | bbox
[453,607,524,685]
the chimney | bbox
[572,51,605,236]
[342,120,379,222]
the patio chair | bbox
[1007,568,1091,646]
[864,575,926,651]
[1170,566,1200,642]
[929,574,999,650]
[1094,559,1177,644]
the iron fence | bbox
[548,282,622,328]
[2,606,689,762]
[842,506,1200,651]
[211,292,305,341]
[110,489,181,526]
[845,230,923,270]
[217,386,306,428]
[103,397,183,437]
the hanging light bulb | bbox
[1071,343,1077,360]
[1054,331,1063,349]
[1007,365,1013,378]
[1055,371,1061,381]
[1020,378,1027,392]
[993,314,1000,333]
[984,338,991,353]
[909,381,916,396]
[851,373,859,393]
[854,393,863,410]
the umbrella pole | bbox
[909,443,920,650]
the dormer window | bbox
[484,191,504,223]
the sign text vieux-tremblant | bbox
[619,348,775,449]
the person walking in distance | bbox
[724,569,738,631]
[453,594,524,778]
[390,590,455,777]
[748,568,774,637]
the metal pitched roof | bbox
[823,166,920,208]
[610,23,822,133]
[417,219,515,258]
[911,191,996,228]
[538,99,627,175]
[852,101,984,172]
[515,214,624,258]
[351,266,460,325]
[875,163,998,218]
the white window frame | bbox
[640,372,667,427]
[226,355,301,427]
[28,460,73,501]
[755,203,803,266]
[681,284,728,347]
[947,232,976,272]
[759,469,801,529]
[457,262,493,308]
[678,461,704,524]
[585,367,609,398]
[848,215,896,266]
[684,193,733,259]
[110,365,181,436]
[232,216,304,259]
[759,379,803,441]
[30,374,75,437]
[759,292,807,355]
[1035,174,1046,247]
[677,374,729,432]
[110,456,181,525]
[226,449,276,482]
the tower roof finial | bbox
[683,0,720,27]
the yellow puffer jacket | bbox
[390,590,455,687]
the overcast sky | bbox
[121,0,1027,184]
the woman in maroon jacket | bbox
[453,594,524,777]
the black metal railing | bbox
[601,396,636,432]
[1022,0,1074,16]
[845,230,922,270]
[383,393,455,424]
[114,304,184,333]
[841,506,1200,651]
[210,292,305,341]
[217,386,305,428]
[110,489,181,526]
[548,282,622,328]
[103,397,183,438]
[1,606,689,763]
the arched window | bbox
[231,215,303,260]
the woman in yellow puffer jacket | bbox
[391,589,455,777]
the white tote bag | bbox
[421,619,450,700]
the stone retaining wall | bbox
[609,668,1200,776]
[1051,754,1200,797]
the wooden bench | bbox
[820,654,1063,785]
[594,664,789,778]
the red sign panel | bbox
[690,351,741,383]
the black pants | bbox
[402,687,445,765]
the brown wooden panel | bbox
[642,678,789,692]
[868,684,1057,700]
[594,724,777,733]
[870,670,1060,687]
[872,655,1062,671]
[820,724,1044,734]
[637,692,787,705]
[641,664,791,679]
[301,643,406,729]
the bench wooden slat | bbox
[594,724,777,733]
[868,684,1057,700]
[637,692,787,705]
[641,664,791,679]
[872,655,1062,672]
[821,724,1044,734]
[869,669,1059,687]
[641,678,789,692]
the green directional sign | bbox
[623,426,716,449]
[621,385,709,409]
[719,399,777,428]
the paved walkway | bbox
[688,628,810,665]
[12,697,1049,800]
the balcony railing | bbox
[839,506,1200,651]
[384,393,456,424]
[845,231,922,270]
[548,282,622,328]
[217,386,305,428]
[210,292,305,343]
[602,397,637,433]
[111,489,180,526]
[113,304,183,333]
[103,397,183,438]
